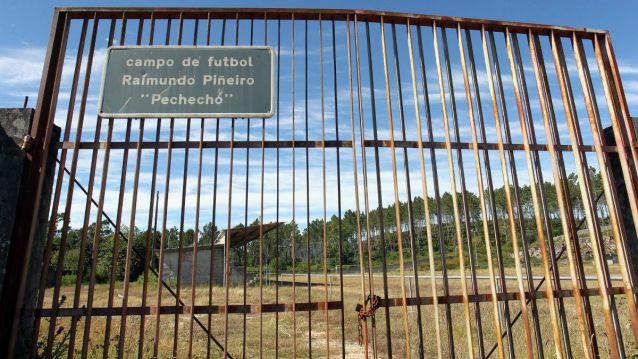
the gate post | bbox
[604,118,638,280]
[0,109,34,290]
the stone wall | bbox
[0,109,33,290]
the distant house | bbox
[158,222,281,286]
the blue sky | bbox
[2,0,637,108]
[1,1,637,231]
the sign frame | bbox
[97,45,276,119]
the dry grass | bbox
[38,264,637,358]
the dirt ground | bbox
[37,263,637,358]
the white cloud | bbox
[618,62,638,76]
[0,47,45,86]
[0,47,46,107]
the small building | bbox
[158,222,281,286]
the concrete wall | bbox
[0,108,59,357]
[160,246,254,286]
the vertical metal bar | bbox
[503,30,566,359]
[291,12,298,359]
[222,14,239,359]
[30,16,86,359]
[407,20,443,358]
[258,81,266,355]
[153,115,174,358]
[349,14,372,359]
[207,111,221,357]
[456,24,505,359]
[242,19,252,359]
[208,114,221,358]
[549,31,624,358]
[207,16,225,359]
[258,13,268,359]
[416,24,456,357]
[222,116,235,359]
[275,17,281,359]
[354,16,378,357]
[187,16,202,358]
[172,14,186,357]
[139,130,160,359]
[364,19,392,358]
[332,17,347,359]
[138,13,158,359]
[102,17,128,357]
[441,24,486,358]
[528,30,598,357]
[432,22,475,358]
[574,34,638,344]
[319,14,331,359]
[390,21,425,357]
[303,17,313,359]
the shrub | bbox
[60,274,77,286]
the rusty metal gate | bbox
[3,7,638,358]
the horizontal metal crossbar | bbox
[57,7,607,37]
[381,286,630,306]
[36,300,344,317]
[55,139,617,152]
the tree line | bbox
[49,166,608,285]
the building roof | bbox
[216,221,283,248]
[160,221,283,253]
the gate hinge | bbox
[20,135,34,152]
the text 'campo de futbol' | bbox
[122,55,256,105]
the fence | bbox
[2,7,638,358]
